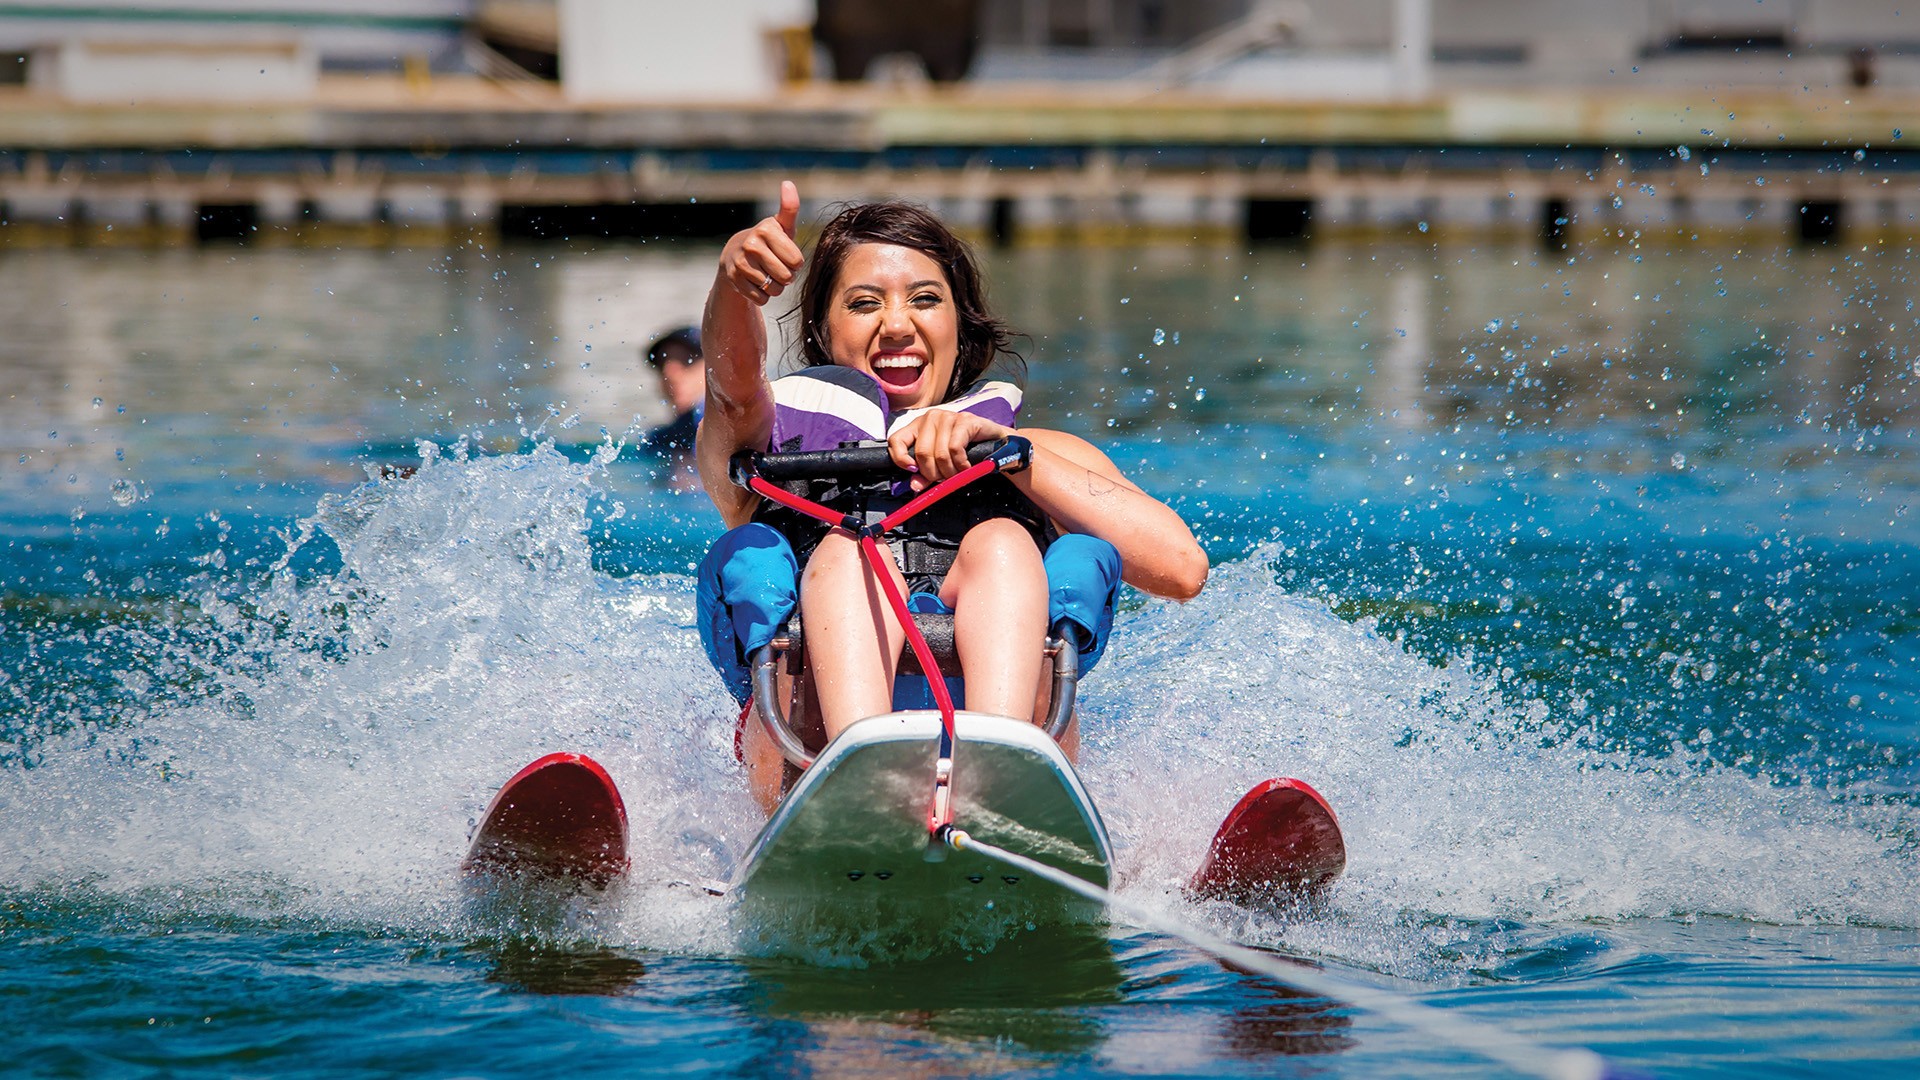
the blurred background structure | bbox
[1,0,1916,246]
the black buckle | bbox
[728,450,762,489]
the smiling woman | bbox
[694,182,1208,809]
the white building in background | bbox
[557,0,812,102]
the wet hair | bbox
[792,201,1020,400]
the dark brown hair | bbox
[792,201,1020,399]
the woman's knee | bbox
[948,521,1045,615]
[800,530,864,591]
[954,518,1043,573]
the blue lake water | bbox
[2,235,1916,1077]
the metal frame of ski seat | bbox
[728,436,1085,833]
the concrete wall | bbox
[30,39,318,103]
[558,0,811,102]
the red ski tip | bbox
[1188,778,1346,906]
[463,752,630,888]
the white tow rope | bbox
[940,827,1617,1080]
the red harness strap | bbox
[745,455,1004,833]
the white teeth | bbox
[873,356,922,369]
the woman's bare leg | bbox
[739,704,786,814]
[802,529,906,741]
[942,519,1047,722]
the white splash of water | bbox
[1086,552,1920,966]
[1,446,1914,975]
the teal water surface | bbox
[2,236,1916,1077]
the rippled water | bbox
[2,236,1916,1077]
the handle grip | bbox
[731,436,1030,488]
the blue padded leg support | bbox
[1044,534,1123,676]
[696,523,799,703]
[697,527,1120,705]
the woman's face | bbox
[823,242,959,411]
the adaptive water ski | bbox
[459,430,1344,934]
[463,752,629,889]
[730,710,1112,952]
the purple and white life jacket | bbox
[752,366,1050,592]
[768,365,1022,453]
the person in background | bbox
[643,326,705,454]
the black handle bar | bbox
[731,436,1031,488]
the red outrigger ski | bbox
[1188,778,1346,905]
[463,752,629,888]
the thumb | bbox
[775,180,800,238]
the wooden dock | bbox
[1,76,1913,247]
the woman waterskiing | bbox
[696,181,1207,808]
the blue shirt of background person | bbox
[642,326,705,454]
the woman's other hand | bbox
[886,409,1014,491]
[717,181,804,306]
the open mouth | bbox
[871,355,924,391]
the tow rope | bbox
[938,826,1621,1080]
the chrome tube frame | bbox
[748,641,814,770]
[1042,620,1082,741]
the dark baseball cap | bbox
[646,326,702,368]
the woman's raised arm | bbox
[696,180,805,527]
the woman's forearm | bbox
[701,279,769,414]
[1015,436,1208,601]
[696,278,774,526]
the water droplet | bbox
[110,478,139,507]
[1418,220,1429,233]
[1152,328,1165,345]
[1677,145,1692,161]
[91,397,103,408]
[1670,452,1687,469]
[1484,318,1503,333]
